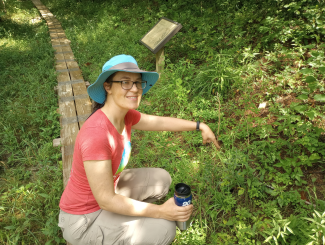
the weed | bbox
[2,0,325,243]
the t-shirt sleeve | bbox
[78,126,112,161]
[125,109,141,126]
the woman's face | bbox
[105,71,142,111]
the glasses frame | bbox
[111,80,147,90]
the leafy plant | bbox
[303,210,325,244]
[262,217,294,245]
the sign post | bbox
[140,17,182,77]
[155,47,165,74]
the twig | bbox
[1,0,6,13]
[246,116,249,146]
[0,161,7,169]
[216,92,221,138]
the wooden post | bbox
[155,47,165,78]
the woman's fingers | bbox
[160,198,194,221]
[200,125,220,149]
[212,137,221,149]
[200,123,218,146]
[177,216,192,222]
[175,205,193,213]
[175,205,193,221]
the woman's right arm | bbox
[84,160,193,221]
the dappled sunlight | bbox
[2,0,325,243]
[0,38,32,52]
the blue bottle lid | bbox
[175,183,191,197]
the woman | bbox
[58,54,219,245]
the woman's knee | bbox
[148,168,172,201]
[153,168,172,188]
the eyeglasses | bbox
[112,80,147,90]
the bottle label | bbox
[174,194,192,207]
[182,200,191,206]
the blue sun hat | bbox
[87,54,159,104]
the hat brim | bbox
[88,65,159,104]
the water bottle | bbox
[174,183,192,230]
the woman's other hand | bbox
[200,123,221,149]
[159,197,193,222]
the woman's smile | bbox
[126,96,139,100]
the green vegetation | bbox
[0,0,63,244]
[1,0,325,244]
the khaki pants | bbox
[58,168,176,245]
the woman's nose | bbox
[130,82,139,92]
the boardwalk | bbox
[31,0,92,206]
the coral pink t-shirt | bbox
[59,109,141,214]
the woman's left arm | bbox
[132,113,220,149]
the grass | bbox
[0,0,63,244]
[1,0,325,244]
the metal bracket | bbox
[59,94,89,103]
[55,51,73,55]
[57,79,84,86]
[52,44,70,48]
[56,68,80,73]
[61,114,91,126]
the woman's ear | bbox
[103,82,112,94]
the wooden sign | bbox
[140,17,182,54]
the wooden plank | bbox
[61,46,72,53]
[59,100,77,119]
[57,81,78,190]
[62,148,73,188]
[39,10,49,15]
[44,13,55,18]
[72,82,92,128]
[55,53,65,60]
[53,46,63,53]
[71,81,86,96]
[47,22,59,26]
[58,33,66,38]
[64,52,74,60]
[53,138,62,147]
[70,70,83,80]
[50,32,58,39]
[55,61,67,70]
[57,71,70,82]
[58,83,73,98]
[57,82,75,139]
[51,40,60,46]
[75,102,91,128]
[66,61,79,69]
[58,86,78,189]
[60,123,79,146]
[59,38,71,45]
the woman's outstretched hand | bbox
[159,197,193,222]
[200,123,221,149]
